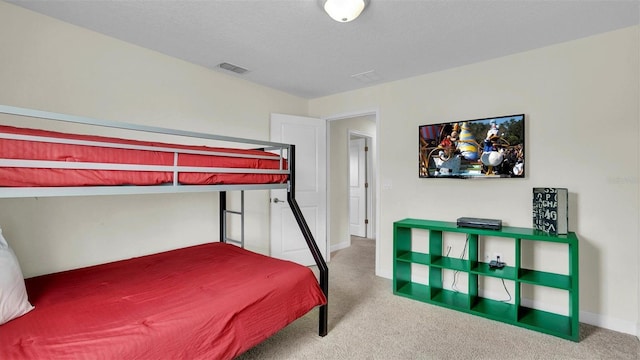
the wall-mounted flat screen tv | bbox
[419,114,525,178]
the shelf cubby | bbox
[518,306,573,339]
[430,256,469,271]
[396,281,430,302]
[393,218,579,342]
[470,262,518,280]
[396,251,430,265]
[470,297,517,323]
[430,288,469,311]
[518,268,572,290]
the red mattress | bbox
[0,243,326,359]
[0,125,288,187]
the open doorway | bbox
[327,112,377,272]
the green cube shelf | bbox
[393,218,579,342]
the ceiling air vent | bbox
[351,70,380,83]
[218,62,249,74]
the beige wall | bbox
[328,115,376,250]
[310,26,640,334]
[0,2,307,276]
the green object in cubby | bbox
[393,218,579,342]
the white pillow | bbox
[0,228,34,325]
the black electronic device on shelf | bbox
[489,256,506,269]
[456,217,502,230]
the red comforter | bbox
[0,243,326,359]
[0,125,288,187]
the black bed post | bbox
[286,145,329,337]
[219,191,226,243]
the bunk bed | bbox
[0,105,329,359]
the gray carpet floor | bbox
[238,238,639,359]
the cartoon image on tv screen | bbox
[419,114,525,178]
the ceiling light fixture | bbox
[323,0,366,23]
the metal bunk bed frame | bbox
[0,104,329,337]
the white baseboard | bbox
[330,240,350,253]
[377,267,392,279]
[579,310,638,336]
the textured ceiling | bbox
[7,0,640,99]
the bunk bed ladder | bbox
[287,145,329,337]
[218,145,329,337]
[219,191,245,248]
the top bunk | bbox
[0,105,291,198]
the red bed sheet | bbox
[0,125,288,187]
[0,243,326,359]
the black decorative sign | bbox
[532,188,568,235]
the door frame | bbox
[325,108,381,276]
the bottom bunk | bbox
[0,242,327,359]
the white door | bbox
[349,137,367,237]
[270,114,327,266]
